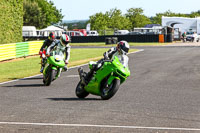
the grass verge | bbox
[0,48,137,83]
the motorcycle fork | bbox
[57,68,62,78]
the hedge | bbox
[0,0,23,44]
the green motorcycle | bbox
[43,51,65,86]
[76,56,130,100]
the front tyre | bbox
[76,81,89,98]
[43,67,56,86]
[101,79,120,100]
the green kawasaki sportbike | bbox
[76,56,130,100]
[43,51,65,86]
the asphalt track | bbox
[0,45,200,133]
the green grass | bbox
[70,42,171,46]
[0,48,137,82]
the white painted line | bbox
[128,49,144,54]
[0,122,199,131]
[0,49,144,85]
[66,75,79,78]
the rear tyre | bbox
[76,81,89,98]
[101,79,120,100]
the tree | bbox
[106,8,131,30]
[151,10,191,24]
[23,0,63,29]
[190,10,200,18]
[89,12,109,35]
[89,8,131,35]
[125,8,151,29]
[23,0,41,27]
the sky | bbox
[50,0,200,21]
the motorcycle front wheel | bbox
[101,79,120,100]
[43,67,56,86]
[75,81,89,98]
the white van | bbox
[114,30,129,35]
[64,31,84,37]
[87,30,99,36]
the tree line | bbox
[23,1,200,32]
[89,8,200,34]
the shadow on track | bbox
[47,97,101,101]
[7,77,43,81]
[20,77,43,80]
[3,84,44,87]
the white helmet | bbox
[117,40,130,54]
[60,34,70,46]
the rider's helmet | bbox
[48,32,55,41]
[60,34,70,46]
[116,40,130,54]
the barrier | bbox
[0,43,16,61]
[71,35,160,43]
[0,41,43,61]
[159,34,164,43]
[29,41,44,56]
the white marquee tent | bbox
[38,25,64,37]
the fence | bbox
[0,41,43,61]
[23,34,173,43]
[71,35,160,43]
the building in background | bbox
[162,16,200,34]
[22,26,37,36]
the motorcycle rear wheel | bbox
[76,81,89,98]
[101,79,120,100]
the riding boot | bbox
[78,68,87,85]
[64,65,68,72]
[40,66,44,73]
[40,58,46,73]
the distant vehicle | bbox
[114,30,129,35]
[133,27,163,34]
[86,30,99,36]
[22,26,37,36]
[186,32,199,42]
[73,29,87,36]
[63,31,84,37]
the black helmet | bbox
[117,41,130,54]
[48,32,55,41]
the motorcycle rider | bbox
[39,32,56,73]
[46,34,71,73]
[79,40,130,85]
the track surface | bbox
[0,45,200,132]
